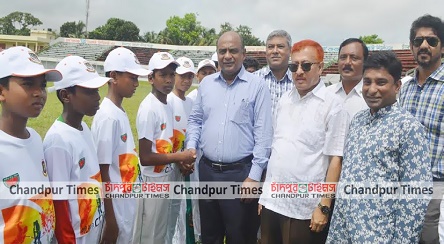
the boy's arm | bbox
[138,138,195,166]
[53,200,76,243]
[99,165,118,243]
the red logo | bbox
[175,116,181,122]
[121,133,127,142]
[3,173,19,188]
[160,123,166,130]
[78,157,86,169]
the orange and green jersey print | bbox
[172,129,186,153]
[154,139,173,173]
[77,183,100,235]
[119,153,140,183]
[2,198,55,244]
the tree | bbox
[0,11,42,35]
[88,18,140,41]
[59,21,86,38]
[158,13,212,45]
[236,25,264,46]
[142,31,159,43]
[359,34,384,44]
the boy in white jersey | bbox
[134,52,196,243]
[91,47,151,244]
[0,46,62,244]
[168,57,199,244]
[44,56,110,244]
[186,59,216,103]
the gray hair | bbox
[266,30,292,48]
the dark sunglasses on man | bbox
[288,62,320,72]
[412,36,440,47]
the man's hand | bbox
[309,207,328,233]
[100,216,119,244]
[240,177,260,203]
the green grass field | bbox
[28,82,153,141]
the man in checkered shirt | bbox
[398,14,444,244]
[254,30,293,116]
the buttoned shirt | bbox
[254,66,293,116]
[259,81,348,219]
[399,63,444,179]
[326,80,368,119]
[327,103,432,243]
[187,67,272,181]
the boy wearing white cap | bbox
[186,59,216,103]
[168,57,197,244]
[91,47,151,244]
[0,46,62,244]
[133,52,196,243]
[44,56,110,244]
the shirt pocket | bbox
[231,99,251,124]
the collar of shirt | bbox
[216,66,249,85]
[332,80,364,98]
[365,102,399,123]
[289,79,326,102]
[256,66,293,83]
[411,62,444,85]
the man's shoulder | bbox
[254,66,271,77]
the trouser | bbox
[199,156,260,244]
[420,182,444,244]
[261,207,328,244]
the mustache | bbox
[342,66,353,71]
[418,49,431,55]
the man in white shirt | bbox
[326,38,369,118]
[259,39,348,244]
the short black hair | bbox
[339,38,369,60]
[243,57,260,71]
[56,86,76,103]
[363,51,402,81]
[410,14,444,44]
[0,76,10,89]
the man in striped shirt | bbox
[254,30,293,116]
[399,14,444,244]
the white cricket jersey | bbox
[136,93,175,177]
[0,128,55,244]
[43,120,104,243]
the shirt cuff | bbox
[248,164,264,181]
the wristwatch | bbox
[318,203,331,215]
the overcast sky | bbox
[1,0,443,46]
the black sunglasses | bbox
[288,62,319,72]
[412,36,440,47]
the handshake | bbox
[176,148,197,176]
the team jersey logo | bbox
[160,123,166,130]
[121,133,128,142]
[78,157,86,169]
[3,173,20,188]
[28,51,42,64]
[175,116,181,122]
[42,160,48,177]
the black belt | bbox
[202,154,253,171]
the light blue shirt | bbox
[187,66,272,181]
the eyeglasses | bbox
[412,36,440,47]
[288,62,319,72]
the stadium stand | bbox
[39,42,114,60]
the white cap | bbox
[148,52,179,71]
[175,57,196,75]
[0,46,62,81]
[197,59,217,73]
[104,47,151,76]
[211,52,218,62]
[48,56,111,92]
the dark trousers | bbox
[261,207,328,244]
[199,157,260,244]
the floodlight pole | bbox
[85,0,90,38]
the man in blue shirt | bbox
[187,31,272,244]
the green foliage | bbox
[218,22,264,46]
[359,34,384,44]
[59,21,86,38]
[0,11,42,35]
[89,18,140,41]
